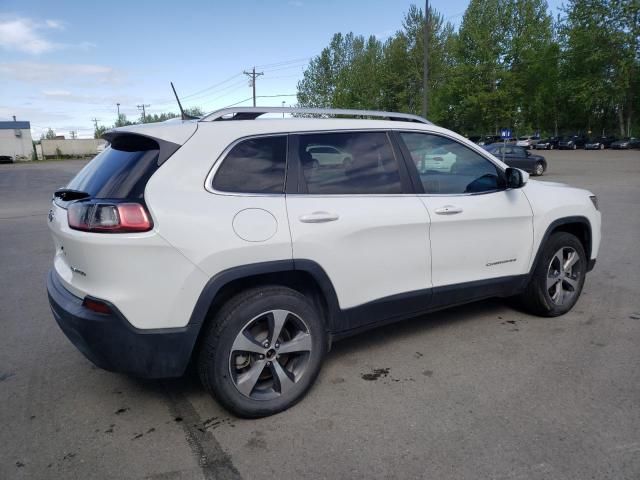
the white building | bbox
[0,120,33,162]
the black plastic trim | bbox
[102,131,181,166]
[527,216,593,278]
[47,270,199,378]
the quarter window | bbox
[297,132,402,194]
[400,132,503,194]
[213,136,287,193]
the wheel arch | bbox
[187,260,341,359]
[530,216,593,276]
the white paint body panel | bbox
[285,195,431,309]
[48,116,601,330]
[144,123,293,279]
[421,189,534,287]
[47,203,208,329]
[522,180,601,262]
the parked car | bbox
[535,137,560,150]
[477,135,502,146]
[611,137,640,150]
[516,135,540,149]
[0,155,13,164]
[584,136,617,150]
[483,144,547,176]
[305,144,352,167]
[46,106,601,418]
[558,135,588,150]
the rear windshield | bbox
[65,138,160,199]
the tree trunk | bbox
[618,106,625,137]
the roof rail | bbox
[199,106,432,124]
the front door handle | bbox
[434,205,463,215]
[299,211,340,223]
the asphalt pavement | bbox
[1,149,639,479]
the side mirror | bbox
[505,167,527,189]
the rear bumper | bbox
[47,269,200,379]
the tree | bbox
[44,128,56,140]
[185,106,204,117]
[114,113,133,128]
[94,124,108,139]
[296,6,456,125]
[559,0,638,135]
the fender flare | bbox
[187,259,342,330]
[529,216,594,277]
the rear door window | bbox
[213,136,287,193]
[296,131,403,194]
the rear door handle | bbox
[434,205,463,215]
[299,211,340,223]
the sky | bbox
[0,0,564,139]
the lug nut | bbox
[263,341,269,348]
[275,342,280,348]
[267,361,271,366]
[259,354,264,359]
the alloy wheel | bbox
[229,310,312,400]
[546,247,582,306]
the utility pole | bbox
[69,130,77,139]
[92,118,99,130]
[281,101,286,118]
[422,0,429,119]
[137,104,150,122]
[243,67,264,107]
[116,103,120,119]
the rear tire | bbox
[198,286,327,418]
[519,232,586,317]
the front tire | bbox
[534,162,545,176]
[198,286,327,418]
[519,232,587,317]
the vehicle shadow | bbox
[128,298,518,402]
[328,298,513,360]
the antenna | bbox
[171,82,199,120]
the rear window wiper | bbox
[54,188,91,201]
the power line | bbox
[255,57,311,69]
[243,67,265,107]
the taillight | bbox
[68,202,153,233]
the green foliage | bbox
[114,113,134,128]
[44,128,56,140]
[296,1,640,136]
[94,125,108,139]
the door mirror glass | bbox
[505,167,525,188]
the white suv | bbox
[47,107,601,417]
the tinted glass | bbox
[66,146,159,199]
[213,136,287,193]
[298,132,402,194]
[400,132,503,194]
